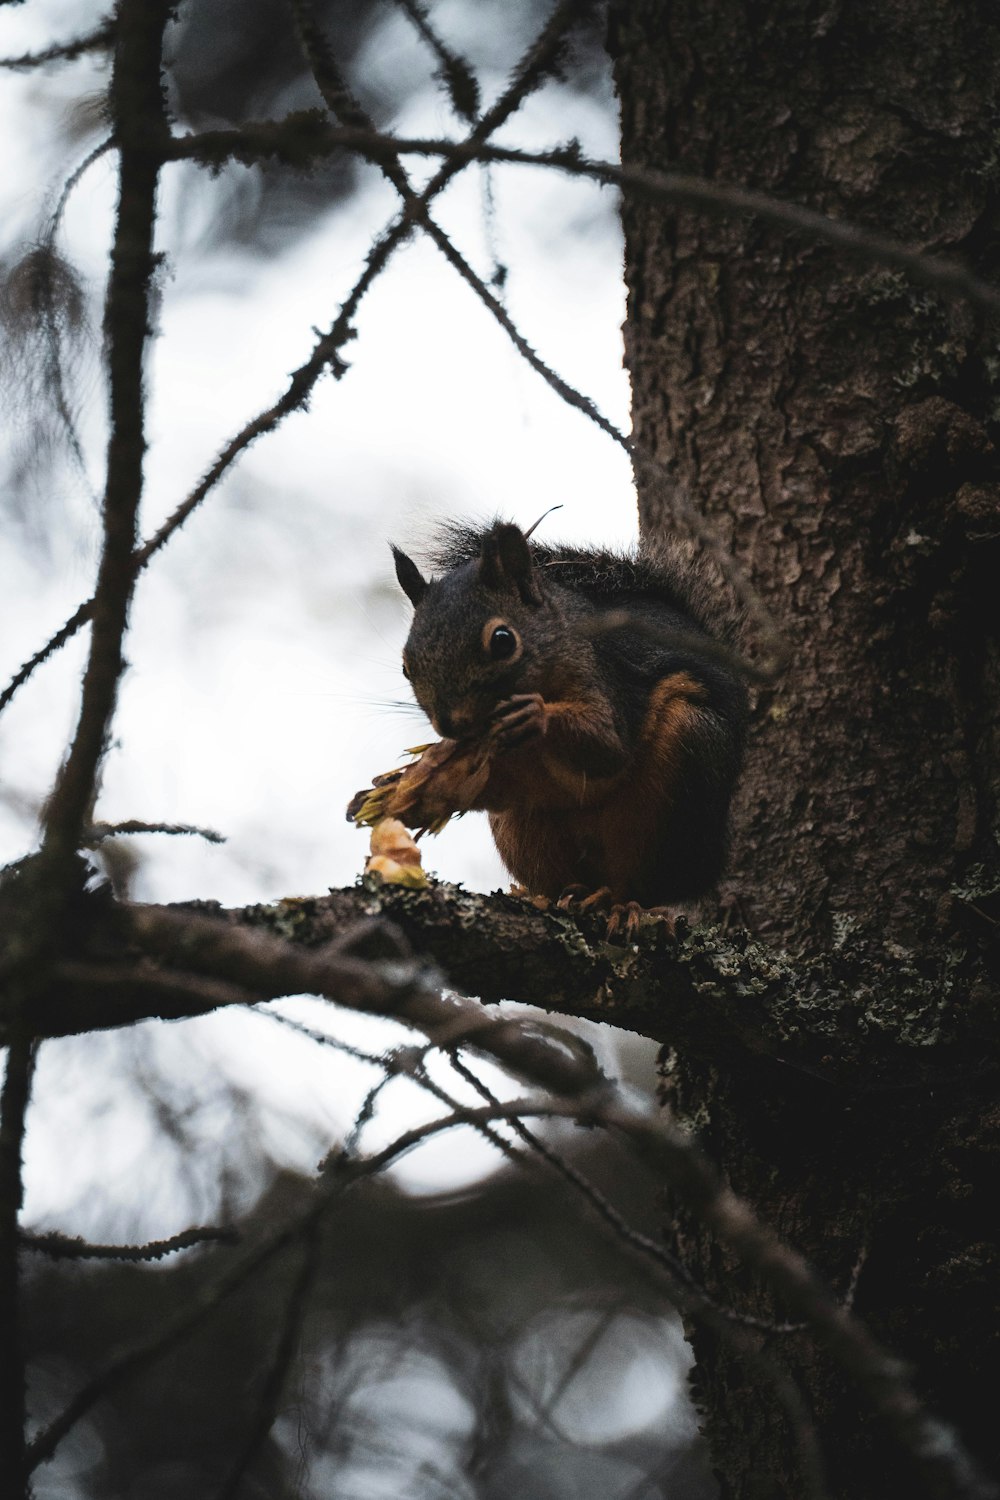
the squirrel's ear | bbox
[391,545,429,607]
[479,523,543,607]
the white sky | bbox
[0,0,650,1225]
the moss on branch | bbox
[3,868,993,1092]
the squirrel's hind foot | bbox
[510,884,552,911]
[605,902,676,944]
[557,886,675,944]
[556,884,613,914]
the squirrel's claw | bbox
[555,887,676,945]
[491,693,547,749]
[556,885,613,913]
[606,902,676,944]
[605,900,644,942]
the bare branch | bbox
[6,882,973,1093]
[44,137,116,246]
[0,18,114,71]
[139,0,593,578]
[172,119,1000,320]
[85,820,226,845]
[0,599,92,717]
[256,1005,395,1070]
[392,0,480,123]
[20,1225,237,1261]
[40,1,172,869]
[445,1050,802,1334]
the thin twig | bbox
[171,121,1000,318]
[391,0,479,123]
[20,1225,237,1262]
[256,1006,394,1069]
[0,599,92,717]
[44,136,116,245]
[446,1050,802,1334]
[0,18,114,71]
[85,820,226,845]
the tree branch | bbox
[4,880,982,1093]
[391,0,479,123]
[20,1225,237,1262]
[40,0,172,868]
[0,875,989,1110]
[171,118,1000,319]
[15,890,995,1500]
[84,820,226,845]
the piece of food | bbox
[347,738,492,836]
[364,818,428,888]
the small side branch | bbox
[0,18,114,71]
[392,0,479,122]
[170,121,1000,319]
[85,820,226,845]
[21,1226,237,1262]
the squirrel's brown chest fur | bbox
[486,673,707,904]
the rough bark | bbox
[5,881,994,1093]
[610,1,1000,1495]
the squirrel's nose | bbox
[437,708,471,740]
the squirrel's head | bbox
[391,522,553,740]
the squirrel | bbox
[351,518,749,938]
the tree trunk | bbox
[610,1,1000,1494]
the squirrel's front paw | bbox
[491,693,547,749]
[347,738,490,833]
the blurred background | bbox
[0,2,715,1494]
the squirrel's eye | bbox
[489,625,518,661]
[401,658,410,680]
